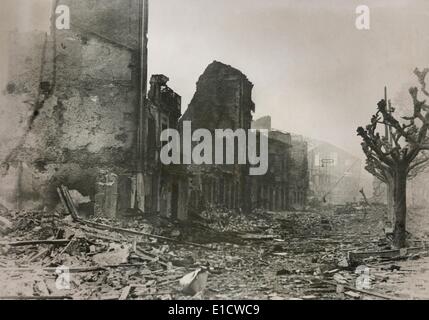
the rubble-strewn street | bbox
[1,203,428,300]
[2,0,429,305]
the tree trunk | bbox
[386,179,394,226]
[393,168,407,248]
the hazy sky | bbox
[2,0,429,157]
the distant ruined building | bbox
[308,141,361,204]
[181,61,255,214]
[181,65,310,213]
[251,116,309,210]
[289,135,309,207]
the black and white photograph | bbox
[1,0,429,306]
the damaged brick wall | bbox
[0,0,141,211]
[181,61,255,212]
[182,61,255,131]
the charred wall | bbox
[0,0,141,210]
[181,61,255,212]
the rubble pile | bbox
[1,203,429,300]
[0,208,210,300]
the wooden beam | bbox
[348,246,425,265]
[0,240,70,247]
[322,280,399,300]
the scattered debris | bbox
[68,190,91,206]
[348,247,427,266]
[0,216,12,235]
[322,280,399,300]
[0,202,426,300]
[239,234,275,241]
[0,240,70,247]
[344,291,361,299]
[92,243,131,265]
[179,268,209,296]
[58,185,212,250]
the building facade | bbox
[308,141,361,204]
[250,130,292,211]
[289,135,309,208]
[251,116,309,211]
[145,75,188,219]
[0,0,189,219]
[181,61,255,213]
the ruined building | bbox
[251,116,309,210]
[181,61,255,213]
[145,75,188,219]
[0,1,314,218]
[0,0,189,219]
[251,130,292,211]
[289,135,309,208]
[308,141,361,204]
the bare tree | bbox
[357,68,429,248]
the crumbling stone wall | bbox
[0,31,48,209]
[145,75,189,220]
[0,0,140,211]
[181,61,255,212]
[182,61,255,131]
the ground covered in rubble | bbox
[1,205,429,300]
